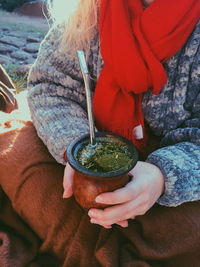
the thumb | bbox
[63,163,75,198]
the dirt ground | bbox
[0,10,49,31]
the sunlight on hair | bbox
[47,0,99,53]
[49,0,80,24]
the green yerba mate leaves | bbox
[78,141,133,173]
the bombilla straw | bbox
[77,50,96,146]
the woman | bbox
[0,0,200,266]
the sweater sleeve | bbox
[147,142,200,207]
[146,82,200,207]
[27,25,90,165]
[144,21,200,207]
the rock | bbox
[27,36,41,43]
[8,31,29,39]
[11,50,30,61]
[0,26,10,31]
[0,13,47,69]
[32,54,38,59]
[23,43,40,53]
[0,36,26,48]
[0,55,12,65]
[0,44,17,54]
[14,1,48,18]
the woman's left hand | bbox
[88,161,165,228]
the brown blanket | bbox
[0,116,200,267]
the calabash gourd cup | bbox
[66,132,138,209]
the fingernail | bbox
[104,225,112,229]
[90,219,97,224]
[63,191,70,198]
[95,196,103,203]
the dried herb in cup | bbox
[78,141,133,173]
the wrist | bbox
[134,161,165,196]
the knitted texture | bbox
[27,21,200,207]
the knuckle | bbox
[96,213,106,221]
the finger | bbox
[116,220,129,228]
[91,216,129,228]
[90,219,112,229]
[102,225,112,229]
[88,196,145,225]
[95,176,143,205]
[63,163,75,198]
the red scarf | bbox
[93,0,200,152]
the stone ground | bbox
[0,9,49,91]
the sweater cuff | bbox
[146,142,200,207]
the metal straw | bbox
[77,50,96,146]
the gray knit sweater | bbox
[27,21,200,207]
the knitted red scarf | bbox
[93,0,200,152]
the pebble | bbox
[23,42,40,53]
[11,50,30,60]
[0,55,12,65]
[0,43,17,53]
[27,36,41,43]
[8,30,31,39]
[0,26,10,31]
[0,36,26,48]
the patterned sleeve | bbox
[147,142,200,207]
[27,25,90,164]
[146,23,200,206]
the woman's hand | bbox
[88,161,164,228]
[63,161,165,229]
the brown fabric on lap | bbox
[0,190,40,267]
[0,122,101,266]
[0,121,200,266]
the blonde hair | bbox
[48,0,99,53]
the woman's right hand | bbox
[62,163,127,229]
[63,163,75,198]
